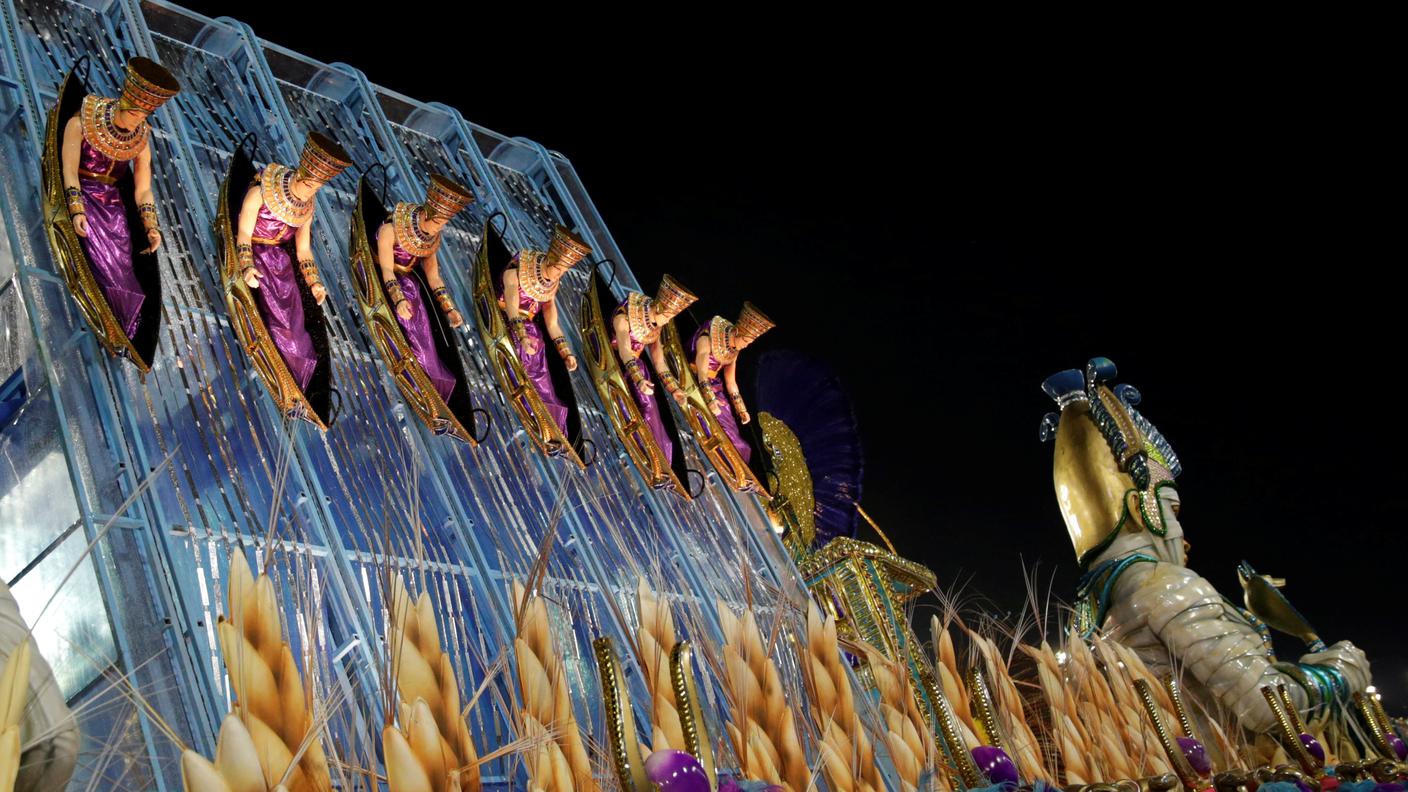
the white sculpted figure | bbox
[1041,359,1370,734]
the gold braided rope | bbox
[670,642,716,789]
[593,638,650,792]
[964,667,1005,753]
[921,671,982,789]
[1354,693,1397,761]
[1261,686,1320,776]
[1135,679,1201,792]
[1165,678,1196,741]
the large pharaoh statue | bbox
[1041,358,1371,734]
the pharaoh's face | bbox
[295,175,329,196]
[115,107,151,127]
[1155,482,1187,565]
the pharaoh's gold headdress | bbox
[295,132,351,183]
[733,301,775,345]
[546,225,592,270]
[118,57,180,113]
[653,274,697,319]
[423,173,474,221]
[1040,358,1182,566]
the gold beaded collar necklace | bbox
[259,163,315,227]
[392,202,440,258]
[80,95,149,162]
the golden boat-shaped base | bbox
[214,138,334,429]
[347,175,487,444]
[579,269,697,497]
[659,321,767,495]
[470,217,588,467]
[40,67,164,374]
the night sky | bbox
[184,4,1404,706]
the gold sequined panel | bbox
[757,412,815,557]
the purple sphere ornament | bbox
[646,750,712,792]
[971,745,1020,787]
[1388,734,1407,761]
[1177,736,1213,776]
[1298,733,1326,764]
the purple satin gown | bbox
[77,140,144,337]
[502,277,569,434]
[389,239,456,402]
[690,325,750,462]
[249,197,318,390]
[614,303,672,463]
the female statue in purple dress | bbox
[234,132,351,390]
[59,57,179,338]
[611,274,697,462]
[691,302,775,462]
[376,174,474,402]
[500,226,592,433]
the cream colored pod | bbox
[0,579,78,792]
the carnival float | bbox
[0,1,1402,791]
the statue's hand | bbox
[73,214,89,238]
[1299,640,1372,694]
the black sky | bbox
[181,4,1404,706]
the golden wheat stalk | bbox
[186,555,332,792]
[930,617,981,754]
[1065,635,1136,782]
[1019,640,1096,786]
[1094,637,1176,777]
[716,600,809,792]
[967,631,1050,781]
[382,573,482,792]
[636,579,686,754]
[867,642,938,792]
[512,581,597,792]
[802,602,881,792]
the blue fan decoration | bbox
[754,350,864,547]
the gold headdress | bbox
[1040,358,1182,566]
[733,301,775,345]
[295,132,351,183]
[423,173,474,221]
[546,225,592,270]
[652,274,697,319]
[118,57,180,114]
